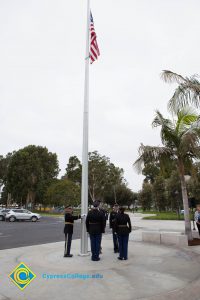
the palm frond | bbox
[178,112,200,158]
[180,133,200,159]
[152,110,173,128]
[152,110,178,147]
[167,78,200,112]
[176,106,198,135]
[133,144,173,174]
[161,70,186,84]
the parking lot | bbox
[0,216,81,250]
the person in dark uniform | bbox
[86,201,105,261]
[63,206,80,258]
[99,202,109,224]
[98,201,108,254]
[115,207,132,260]
[109,204,119,253]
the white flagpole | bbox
[80,0,90,256]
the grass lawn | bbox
[142,211,185,220]
[33,209,81,217]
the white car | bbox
[5,209,41,222]
[0,209,11,221]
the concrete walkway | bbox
[1,233,200,300]
[129,213,187,242]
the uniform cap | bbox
[93,201,100,208]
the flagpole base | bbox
[78,252,90,257]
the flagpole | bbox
[80,0,90,256]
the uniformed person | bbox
[99,202,109,225]
[195,204,200,236]
[63,206,80,258]
[98,201,108,254]
[86,201,105,261]
[115,207,132,260]
[109,204,119,253]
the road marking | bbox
[0,235,11,238]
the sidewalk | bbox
[1,233,200,300]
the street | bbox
[0,216,80,250]
[0,216,112,250]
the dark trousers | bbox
[90,234,102,260]
[196,223,200,235]
[112,229,119,251]
[118,234,129,259]
[64,233,72,255]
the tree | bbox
[187,163,200,203]
[165,170,182,214]
[65,156,82,184]
[161,70,200,111]
[6,145,59,208]
[0,152,13,186]
[104,184,137,207]
[134,107,200,240]
[65,151,124,203]
[138,182,153,211]
[115,185,137,208]
[152,176,166,211]
[44,179,81,207]
[88,152,124,202]
[142,161,160,184]
[0,152,15,206]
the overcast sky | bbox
[0,0,199,191]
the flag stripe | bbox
[90,12,100,64]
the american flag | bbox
[90,12,100,64]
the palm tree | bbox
[161,70,200,112]
[134,107,200,240]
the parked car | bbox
[0,209,12,221]
[5,209,41,222]
[180,209,184,215]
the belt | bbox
[89,222,99,225]
[118,225,127,227]
[65,222,73,225]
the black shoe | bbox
[91,257,100,261]
[117,257,123,260]
[64,254,73,257]
[124,258,128,260]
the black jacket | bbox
[86,209,105,235]
[109,211,118,229]
[64,213,80,234]
[100,208,108,221]
[115,213,132,235]
[99,208,108,229]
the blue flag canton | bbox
[9,262,36,290]
[90,12,94,23]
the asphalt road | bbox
[0,216,111,250]
[0,216,80,250]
